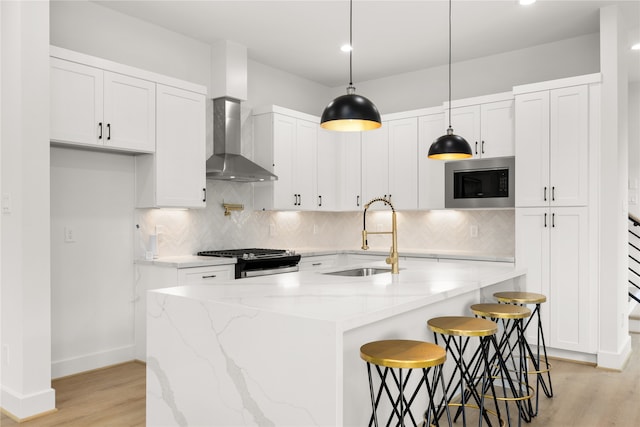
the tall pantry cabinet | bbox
[514,74,600,355]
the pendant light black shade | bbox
[428,127,473,160]
[320,0,381,132]
[321,87,381,132]
[428,0,472,160]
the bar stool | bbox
[360,340,451,427]
[427,316,507,427]
[493,291,554,416]
[469,303,534,425]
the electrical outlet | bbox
[313,224,318,234]
[1,193,11,214]
[470,225,479,238]
[64,226,75,243]
[2,344,9,366]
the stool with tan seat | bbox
[493,291,554,416]
[360,340,451,427]
[469,303,534,425]
[427,316,510,427]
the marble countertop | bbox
[151,259,525,331]
[135,255,237,268]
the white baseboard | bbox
[0,385,56,421]
[597,336,632,371]
[51,345,135,379]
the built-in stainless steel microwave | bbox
[445,156,515,208]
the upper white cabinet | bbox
[136,85,206,208]
[418,110,446,210]
[253,108,318,211]
[388,118,419,210]
[338,132,363,211]
[51,57,156,153]
[447,94,514,159]
[361,124,390,207]
[317,128,339,211]
[515,85,589,207]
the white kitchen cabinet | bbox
[515,206,595,354]
[361,124,390,208]
[388,118,419,210]
[515,85,589,207]
[135,263,234,360]
[135,84,206,208]
[447,97,514,159]
[338,132,363,211]
[298,254,339,271]
[50,57,156,153]
[418,111,446,210]
[253,110,318,210]
[316,128,339,211]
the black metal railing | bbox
[629,214,640,303]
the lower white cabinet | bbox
[515,206,596,354]
[134,263,234,360]
[298,254,339,271]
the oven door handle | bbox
[241,265,299,278]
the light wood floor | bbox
[2,335,640,426]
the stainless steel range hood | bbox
[206,97,277,182]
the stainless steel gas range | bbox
[197,248,301,279]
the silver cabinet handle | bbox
[357,195,360,207]
[318,195,322,207]
[98,122,103,139]
[202,188,206,203]
[481,140,485,154]
[552,213,555,228]
[202,274,217,279]
[298,194,302,206]
[544,213,547,228]
[475,141,478,155]
[312,263,322,266]
[106,123,111,140]
[552,186,555,201]
[293,194,298,206]
[544,187,547,202]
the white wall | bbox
[50,148,136,378]
[0,0,55,419]
[330,33,600,114]
[629,82,640,218]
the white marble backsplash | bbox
[135,181,514,259]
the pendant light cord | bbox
[349,0,353,87]
[448,0,452,129]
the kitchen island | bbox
[146,259,525,426]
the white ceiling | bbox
[92,0,640,86]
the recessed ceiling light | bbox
[340,44,352,53]
[519,0,536,5]
[632,43,640,51]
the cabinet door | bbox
[449,105,481,158]
[317,128,338,211]
[154,85,206,207]
[515,91,550,207]
[548,207,591,352]
[295,119,318,210]
[361,124,389,207]
[388,118,418,210]
[340,132,362,210]
[50,58,103,146]
[418,113,445,209]
[515,207,550,341]
[103,72,156,153]
[549,86,589,207]
[272,114,297,209]
[480,100,514,158]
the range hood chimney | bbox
[205,40,276,182]
[206,97,276,182]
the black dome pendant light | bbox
[428,0,472,160]
[320,0,381,132]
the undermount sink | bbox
[323,267,393,277]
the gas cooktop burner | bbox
[198,248,294,259]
